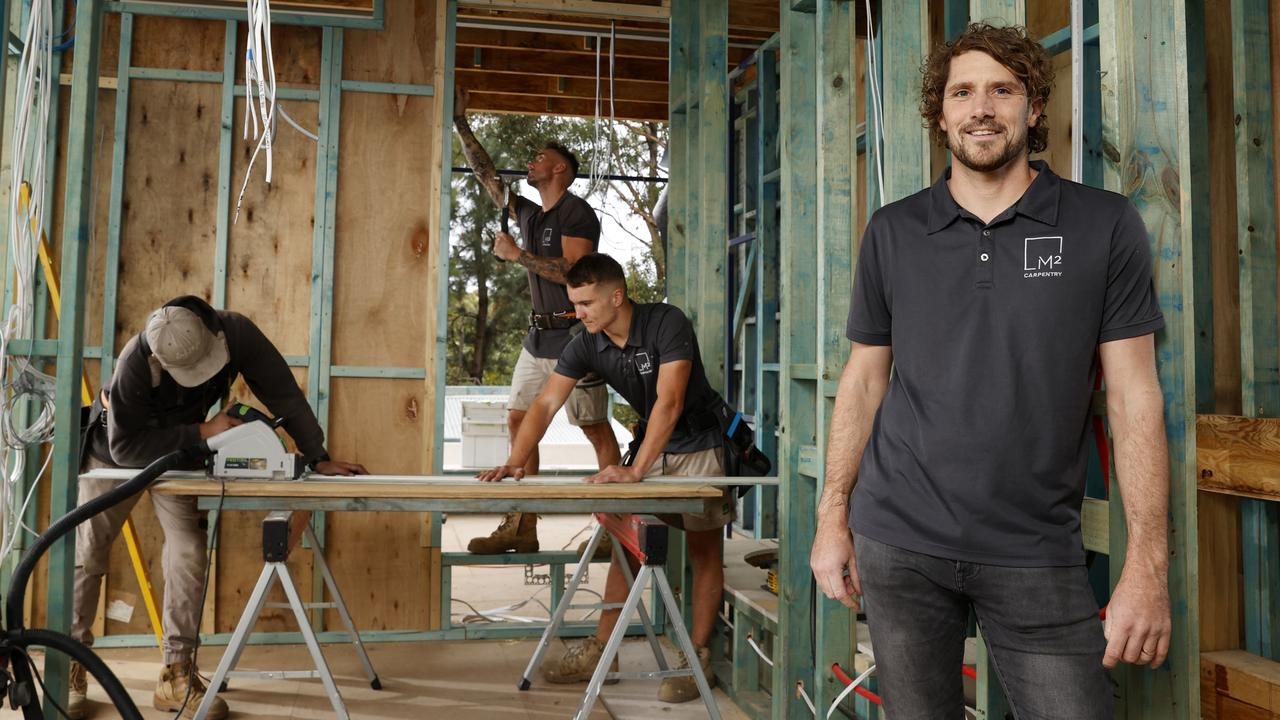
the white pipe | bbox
[1070,0,1084,182]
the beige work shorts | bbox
[507,347,609,426]
[647,445,736,532]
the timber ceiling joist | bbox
[456,0,779,122]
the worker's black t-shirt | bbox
[515,191,601,358]
[845,161,1164,567]
[555,303,724,454]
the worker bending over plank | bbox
[70,295,365,719]
[478,253,735,704]
[810,23,1171,718]
[453,87,622,557]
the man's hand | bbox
[453,85,469,120]
[312,460,368,476]
[810,520,861,610]
[493,231,521,262]
[198,412,242,439]
[477,464,525,483]
[584,465,641,484]
[1102,565,1171,669]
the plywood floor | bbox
[77,638,748,719]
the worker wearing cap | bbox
[68,295,365,719]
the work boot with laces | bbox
[542,636,620,684]
[153,659,228,719]
[66,661,87,720]
[657,645,715,703]
[576,532,614,562]
[467,512,539,554]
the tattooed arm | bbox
[494,234,593,285]
[453,87,515,213]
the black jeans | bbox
[854,534,1115,720]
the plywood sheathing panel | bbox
[227,98,318,358]
[115,80,221,345]
[343,0,436,84]
[323,378,433,630]
[331,92,433,368]
[130,16,224,72]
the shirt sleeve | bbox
[553,332,592,379]
[561,198,601,244]
[107,337,203,467]
[655,306,696,364]
[845,220,892,345]
[226,313,329,462]
[1099,202,1165,343]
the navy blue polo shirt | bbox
[555,302,725,454]
[515,192,601,358]
[846,161,1164,566]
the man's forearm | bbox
[453,114,509,210]
[1109,386,1170,572]
[515,250,572,285]
[819,362,889,527]
[508,400,555,467]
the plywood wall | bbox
[37,1,445,638]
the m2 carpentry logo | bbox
[1023,236,1064,279]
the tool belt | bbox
[529,310,579,331]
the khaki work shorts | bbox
[507,347,609,426]
[647,445,736,532]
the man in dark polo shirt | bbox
[810,23,1172,718]
[477,253,735,704]
[454,88,621,555]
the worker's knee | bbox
[580,421,615,446]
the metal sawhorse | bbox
[521,513,721,720]
[194,511,380,720]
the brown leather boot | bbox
[66,661,87,720]
[576,532,614,562]
[542,636,620,684]
[153,660,228,719]
[657,646,715,703]
[467,512,539,554]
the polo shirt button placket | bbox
[977,228,995,288]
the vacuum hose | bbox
[4,441,212,719]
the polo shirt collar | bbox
[926,159,1061,234]
[593,303,645,351]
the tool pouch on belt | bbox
[710,403,772,496]
[78,392,113,470]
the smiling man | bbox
[477,253,735,704]
[809,23,1171,718]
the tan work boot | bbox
[66,661,87,720]
[658,646,715,703]
[542,636,620,684]
[467,512,539,554]
[153,660,228,719]
[576,532,614,562]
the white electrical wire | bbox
[1,0,59,566]
[826,664,875,719]
[797,681,817,715]
[235,0,278,223]
[746,633,774,667]
[864,0,886,206]
[585,22,617,198]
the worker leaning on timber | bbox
[69,295,366,720]
[810,23,1171,718]
[452,86,621,557]
[478,253,736,704]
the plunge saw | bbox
[207,403,303,480]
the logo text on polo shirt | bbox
[634,351,654,375]
[541,228,553,247]
[1023,236,1064,278]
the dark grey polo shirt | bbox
[515,192,601,358]
[555,302,725,454]
[846,160,1164,566]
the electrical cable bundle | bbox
[586,22,617,198]
[1,0,59,567]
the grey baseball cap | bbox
[144,305,229,387]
